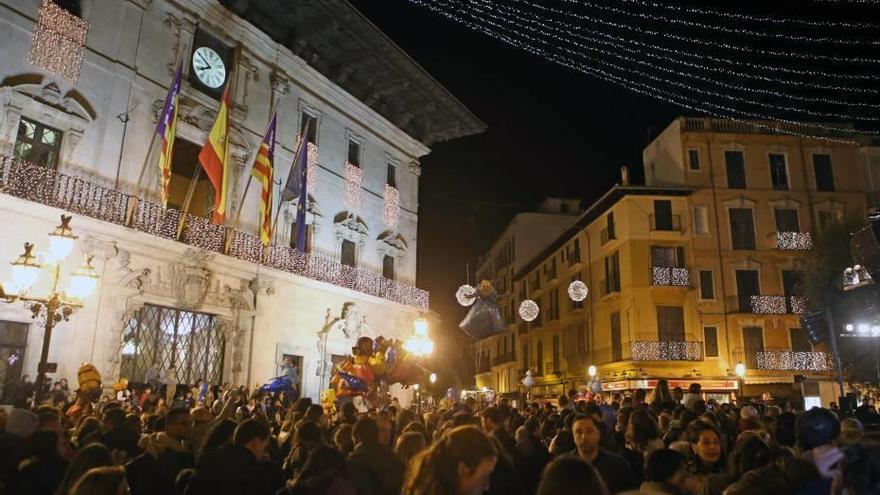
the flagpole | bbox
[176,167,202,239]
[126,50,186,226]
[270,116,312,244]
[226,95,283,253]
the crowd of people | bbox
[1,376,880,495]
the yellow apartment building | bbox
[474,117,878,406]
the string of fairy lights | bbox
[454,0,880,124]
[406,0,880,142]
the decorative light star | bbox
[519,299,539,322]
[456,284,476,307]
[567,280,588,302]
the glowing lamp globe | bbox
[456,284,475,307]
[66,256,99,301]
[429,372,437,384]
[588,365,597,378]
[568,280,588,302]
[9,242,41,295]
[519,299,539,322]
[47,215,77,262]
[735,362,746,378]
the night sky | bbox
[347,0,679,329]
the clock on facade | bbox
[192,46,226,89]
[188,28,233,99]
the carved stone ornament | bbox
[172,249,214,310]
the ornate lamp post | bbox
[0,215,99,404]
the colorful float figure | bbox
[327,335,426,407]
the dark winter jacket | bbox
[126,445,195,495]
[346,442,405,495]
[191,444,281,495]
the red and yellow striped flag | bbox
[198,83,232,224]
[155,60,183,207]
[252,113,277,245]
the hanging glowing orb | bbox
[519,299,539,322]
[456,284,475,307]
[568,280,588,302]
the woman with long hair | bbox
[395,431,427,466]
[625,409,664,456]
[685,420,725,476]
[535,455,609,495]
[69,466,128,495]
[55,443,114,495]
[402,425,497,495]
[197,418,237,460]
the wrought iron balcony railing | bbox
[0,157,429,310]
[649,214,684,232]
[652,267,689,286]
[772,231,813,250]
[755,351,833,371]
[630,340,703,361]
[492,352,516,367]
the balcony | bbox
[771,231,813,250]
[0,157,429,309]
[728,295,807,314]
[630,341,704,361]
[649,214,683,232]
[492,352,516,367]
[652,267,689,286]
[600,227,616,244]
[476,361,491,374]
[755,351,833,371]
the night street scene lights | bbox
[0,215,99,404]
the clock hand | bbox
[197,53,211,68]
[195,65,210,71]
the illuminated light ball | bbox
[845,324,855,332]
[567,280,589,302]
[455,285,475,307]
[519,299,539,322]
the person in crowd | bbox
[191,417,281,495]
[535,455,609,495]
[517,416,550,495]
[402,425,497,495]
[626,409,664,456]
[54,442,114,495]
[347,417,405,495]
[126,407,194,495]
[332,423,354,457]
[796,407,842,483]
[571,414,638,494]
[833,443,880,495]
[683,384,702,410]
[650,379,675,415]
[284,420,325,479]
[279,445,357,495]
[685,420,725,476]
[69,466,129,495]
[100,407,140,463]
[838,417,865,446]
[396,431,427,466]
[15,430,69,495]
[638,448,688,495]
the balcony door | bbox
[743,326,764,369]
[735,270,760,312]
[657,306,685,342]
[168,139,214,218]
[653,200,673,231]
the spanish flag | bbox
[155,60,183,207]
[199,83,232,224]
[252,113,277,245]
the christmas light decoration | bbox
[749,295,806,314]
[294,137,319,192]
[383,184,400,229]
[755,351,833,371]
[0,154,431,310]
[343,162,364,213]
[519,299,539,322]
[409,0,880,141]
[439,0,880,125]
[28,0,89,84]
[776,231,813,250]
[790,296,808,315]
[630,341,703,361]
[652,267,689,286]
[567,280,588,301]
[182,215,225,252]
[456,284,476,306]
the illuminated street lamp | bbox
[0,215,99,404]
[588,365,597,378]
[429,372,437,384]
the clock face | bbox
[191,46,226,89]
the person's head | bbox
[796,407,840,451]
[191,406,211,428]
[838,417,864,446]
[57,442,114,495]
[376,415,393,446]
[304,404,324,425]
[673,387,683,401]
[687,420,723,466]
[199,418,237,456]
[102,407,126,431]
[402,425,497,495]
[164,407,192,441]
[396,430,427,465]
[234,418,271,460]
[295,420,325,446]
[341,401,357,421]
[36,405,61,432]
[572,415,603,459]
[644,448,687,489]
[688,383,701,394]
[480,406,503,432]
[353,417,380,447]
[295,445,347,483]
[726,432,775,480]
[626,409,661,449]
[70,466,128,495]
[834,443,880,495]
[535,455,609,495]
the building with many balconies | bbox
[0,0,483,402]
[474,117,877,407]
